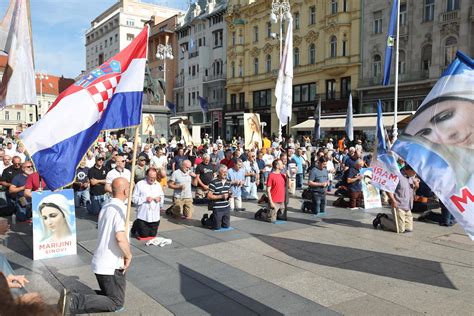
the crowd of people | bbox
[0,130,454,315]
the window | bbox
[232,31,236,46]
[126,19,135,27]
[373,11,383,34]
[115,34,118,42]
[421,44,432,71]
[4,111,8,120]
[266,54,272,72]
[373,54,382,77]
[29,113,33,121]
[309,6,316,24]
[294,48,300,66]
[253,89,272,108]
[293,83,316,103]
[326,80,336,100]
[104,39,107,47]
[213,30,223,47]
[341,77,351,98]
[267,22,272,38]
[342,39,348,56]
[254,58,259,75]
[330,36,337,58]
[238,61,243,77]
[192,65,196,76]
[295,12,300,30]
[239,93,245,105]
[398,50,406,74]
[424,0,434,22]
[342,0,348,12]
[231,94,237,106]
[309,44,315,64]
[126,33,134,41]
[444,36,457,66]
[253,26,259,42]
[231,61,235,78]
[331,0,338,14]
[238,30,243,44]
[400,3,407,26]
[447,0,459,12]
[16,112,20,120]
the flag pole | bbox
[125,125,140,234]
[393,0,400,141]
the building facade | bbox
[174,0,228,139]
[358,0,474,115]
[85,0,181,72]
[225,0,361,139]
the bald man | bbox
[59,177,132,315]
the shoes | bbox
[316,212,326,217]
[57,288,71,316]
[201,214,209,226]
[373,213,385,229]
[417,215,427,222]
[349,207,359,210]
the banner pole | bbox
[125,125,140,234]
[393,0,400,141]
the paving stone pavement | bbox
[1,189,473,315]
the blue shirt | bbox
[291,155,304,174]
[347,167,362,192]
[227,168,246,198]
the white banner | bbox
[361,168,382,209]
[32,189,77,260]
[370,160,400,193]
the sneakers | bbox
[57,288,71,316]
[349,207,359,210]
[372,213,386,229]
[201,214,209,226]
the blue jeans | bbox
[75,189,91,208]
[242,183,258,200]
[14,200,31,221]
[296,173,303,188]
[87,194,108,215]
[311,191,326,214]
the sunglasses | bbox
[24,166,33,168]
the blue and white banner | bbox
[361,168,382,209]
[391,51,474,239]
[383,0,398,86]
[345,94,353,141]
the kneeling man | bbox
[202,165,232,230]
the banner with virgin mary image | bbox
[391,51,474,240]
[244,113,262,150]
[360,168,382,209]
[32,189,77,260]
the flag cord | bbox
[125,125,140,236]
[393,0,401,141]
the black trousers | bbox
[204,207,230,229]
[70,269,126,314]
[131,218,160,238]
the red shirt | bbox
[267,172,286,203]
[25,172,49,191]
[220,158,235,169]
[194,157,203,166]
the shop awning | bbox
[291,114,412,131]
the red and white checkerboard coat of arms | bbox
[86,74,121,118]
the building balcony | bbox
[440,10,459,23]
[174,78,185,88]
[358,71,429,88]
[207,101,225,110]
[225,102,248,112]
[204,73,226,82]
[189,51,199,58]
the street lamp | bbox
[35,71,48,121]
[270,0,291,141]
[156,36,174,109]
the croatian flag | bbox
[383,0,398,86]
[20,26,149,190]
[198,96,209,113]
[391,51,474,239]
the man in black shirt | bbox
[87,156,108,215]
[201,165,232,230]
[0,156,22,212]
[195,154,216,199]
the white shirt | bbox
[85,157,96,169]
[4,148,15,157]
[106,168,132,184]
[132,180,164,223]
[262,154,274,172]
[242,160,259,187]
[326,142,334,150]
[92,198,126,275]
[150,155,168,169]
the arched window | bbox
[294,48,300,66]
[330,36,337,58]
[266,54,272,72]
[444,36,457,66]
[254,58,259,75]
[238,61,243,77]
[421,44,432,72]
[372,54,382,77]
[398,50,406,74]
[309,43,316,64]
[231,61,235,78]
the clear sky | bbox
[0,0,188,78]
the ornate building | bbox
[225,0,360,139]
[357,0,474,115]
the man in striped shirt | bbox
[202,165,232,230]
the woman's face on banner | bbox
[405,99,474,149]
[41,206,66,233]
[248,117,258,132]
